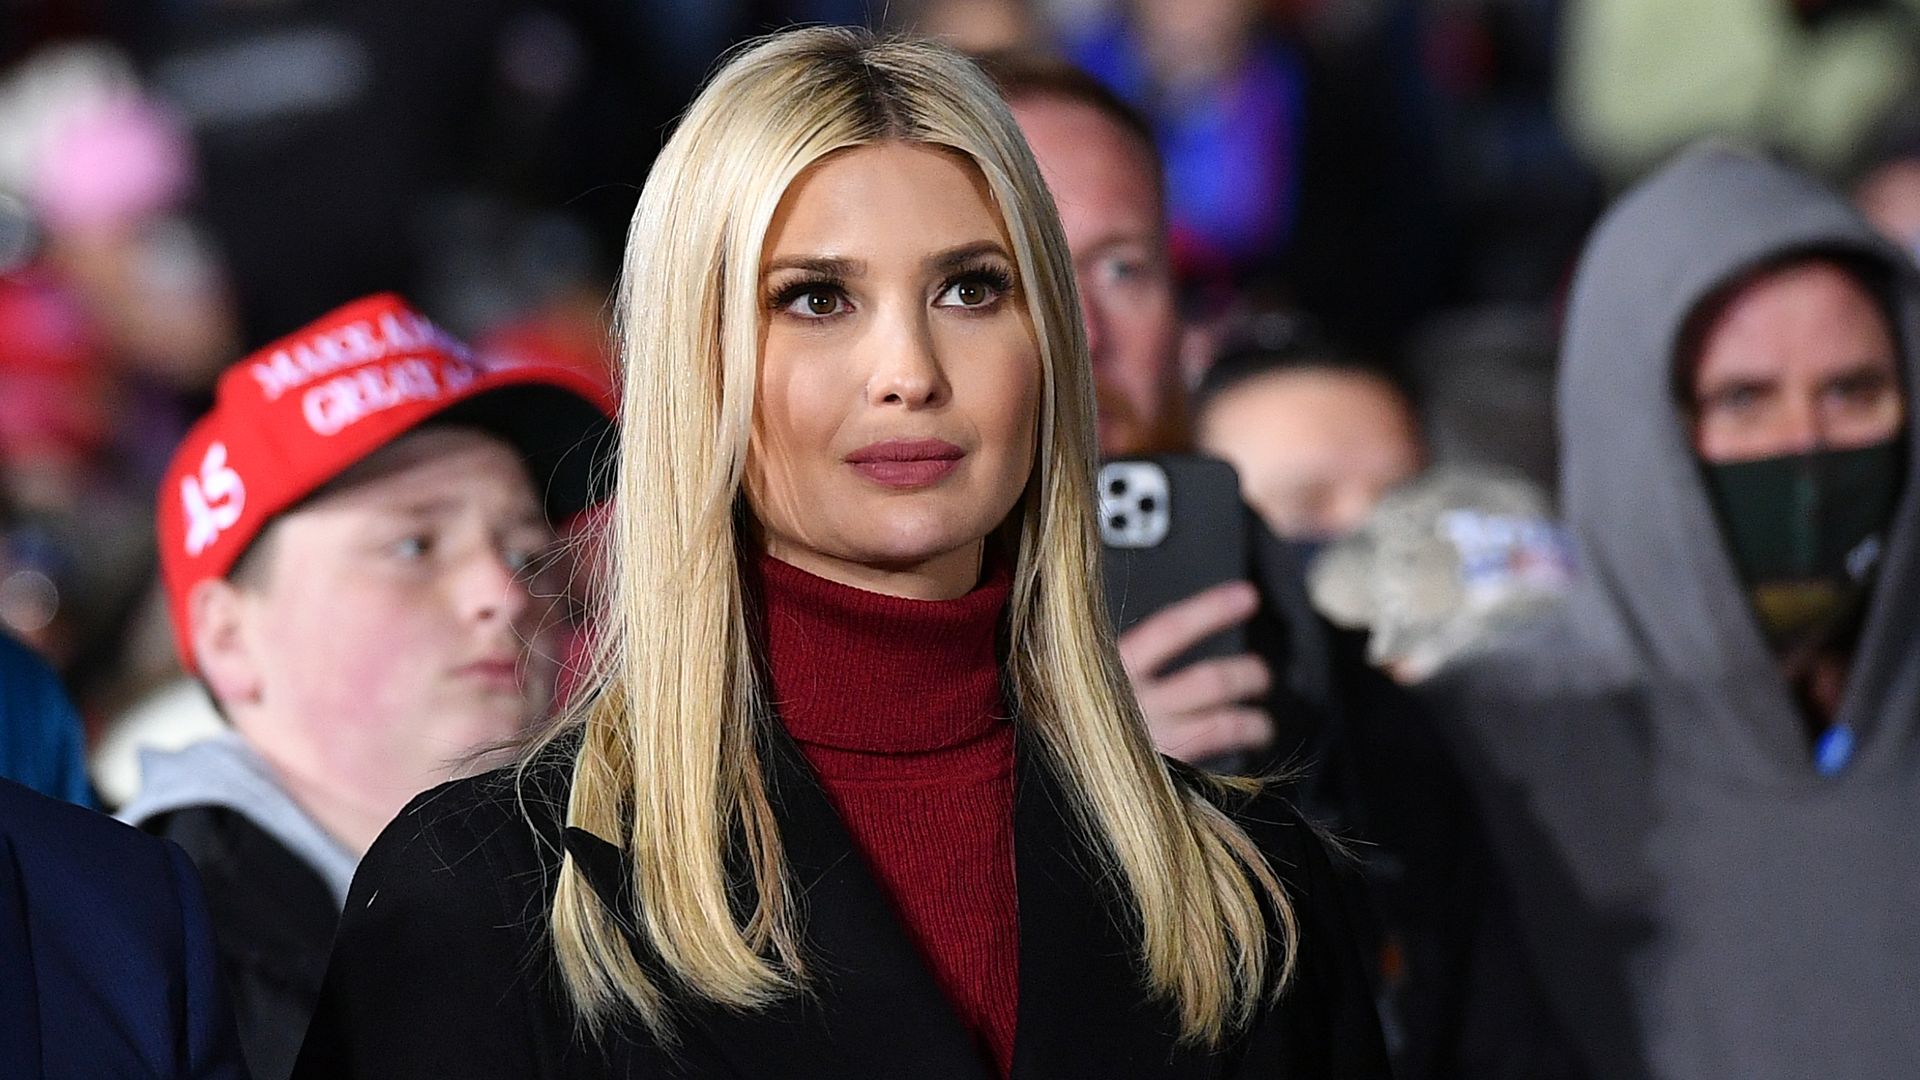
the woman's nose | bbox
[864,306,949,408]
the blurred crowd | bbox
[6,1,1920,1079]
[9,0,1920,743]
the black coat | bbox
[293,731,1390,1079]
[145,805,338,1080]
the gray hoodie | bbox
[119,733,357,907]
[1424,143,1920,1080]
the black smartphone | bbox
[1097,455,1252,669]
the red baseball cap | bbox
[157,292,616,670]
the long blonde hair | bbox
[537,26,1295,1046]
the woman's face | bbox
[745,141,1042,599]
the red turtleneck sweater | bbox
[757,555,1019,1077]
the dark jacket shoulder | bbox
[146,804,340,1080]
[0,777,247,1079]
[300,744,1388,1080]
[293,750,581,1080]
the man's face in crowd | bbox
[1688,259,1904,462]
[1197,368,1425,538]
[202,426,558,799]
[1009,94,1184,456]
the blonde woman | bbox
[293,28,1386,1080]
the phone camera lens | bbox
[1138,497,1156,513]
[1108,478,1128,496]
[1108,514,1128,531]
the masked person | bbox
[1422,142,1920,1080]
[119,293,613,1080]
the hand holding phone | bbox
[1099,457,1277,764]
[1114,581,1276,763]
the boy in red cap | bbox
[119,293,613,1080]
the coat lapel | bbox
[563,726,993,1080]
[1007,748,1220,1080]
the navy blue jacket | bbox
[0,776,249,1079]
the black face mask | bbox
[1701,438,1905,650]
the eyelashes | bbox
[766,275,839,312]
[762,260,1018,315]
[947,262,1015,303]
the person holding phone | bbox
[986,55,1275,765]
[292,28,1386,1080]
[991,53,1586,1080]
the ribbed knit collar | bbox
[754,553,1011,756]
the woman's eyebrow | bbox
[762,254,863,277]
[761,242,1009,278]
[928,240,1011,272]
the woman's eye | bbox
[391,535,432,560]
[942,282,986,307]
[782,288,845,318]
[936,271,1010,309]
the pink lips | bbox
[845,438,965,488]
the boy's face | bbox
[218,426,558,801]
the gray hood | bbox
[1558,140,1920,783]
[1427,143,1920,1080]
[119,733,357,907]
